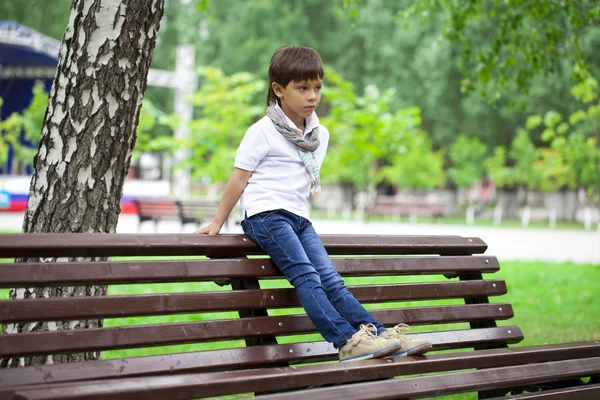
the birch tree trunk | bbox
[1,0,164,367]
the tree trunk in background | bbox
[1,0,164,368]
[546,189,578,221]
[498,188,519,220]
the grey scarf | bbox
[266,105,321,194]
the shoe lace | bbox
[389,323,410,338]
[352,323,379,346]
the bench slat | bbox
[488,383,600,399]
[0,256,499,287]
[137,209,178,212]
[134,200,180,220]
[253,357,600,400]
[0,327,528,390]
[0,304,514,357]
[8,345,600,400]
[0,280,507,323]
[0,234,487,258]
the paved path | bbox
[312,219,600,264]
[1,213,598,263]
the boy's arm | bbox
[195,167,252,235]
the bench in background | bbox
[133,199,234,232]
[365,194,446,222]
[133,198,181,232]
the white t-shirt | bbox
[234,104,330,221]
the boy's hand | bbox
[194,221,222,235]
[193,167,251,237]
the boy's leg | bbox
[297,219,387,335]
[241,211,356,348]
[298,219,432,357]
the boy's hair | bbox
[267,46,324,106]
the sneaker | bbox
[384,323,433,357]
[339,323,404,362]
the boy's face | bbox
[273,78,322,129]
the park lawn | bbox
[1,260,598,399]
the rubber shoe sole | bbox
[340,341,404,362]
[388,342,433,357]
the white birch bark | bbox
[1,0,165,367]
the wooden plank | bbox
[0,280,507,323]
[134,199,178,212]
[325,235,487,256]
[0,234,487,258]
[8,347,600,400]
[0,256,499,287]
[0,327,527,391]
[0,304,514,357]
[489,383,600,399]
[252,357,600,400]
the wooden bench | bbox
[133,198,181,232]
[365,195,446,222]
[0,233,598,400]
[133,199,229,232]
[175,199,237,230]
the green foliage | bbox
[485,127,564,192]
[525,115,543,131]
[321,70,384,189]
[132,100,179,160]
[483,72,599,197]
[7,0,597,197]
[485,146,514,189]
[510,129,540,189]
[526,79,600,197]
[0,99,23,167]
[194,0,210,13]
[448,134,488,188]
[20,82,47,144]
[9,0,600,167]
[175,0,600,155]
[0,0,72,41]
[534,148,574,193]
[0,82,48,168]
[135,67,265,184]
[339,0,362,18]
[571,65,599,104]
[565,135,600,198]
[320,68,436,190]
[379,131,447,190]
[399,0,600,101]
[187,67,265,183]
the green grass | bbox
[493,261,600,346]
[1,261,598,399]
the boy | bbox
[197,46,432,361]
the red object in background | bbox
[5,202,26,212]
[120,201,137,214]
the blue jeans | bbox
[241,209,385,348]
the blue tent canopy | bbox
[0,21,60,174]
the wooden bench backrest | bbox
[133,199,179,218]
[175,200,219,216]
[0,234,522,386]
